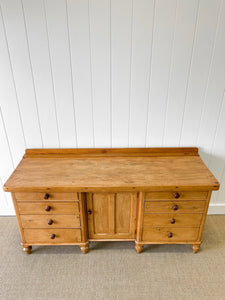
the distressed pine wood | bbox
[115,193,137,234]
[194,191,212,253]
[79,193,89,253]
[142,227,200,242]
[23,228,82,244]
[17,202,79,215]
[87,192,111,236]
[15,192,79,201]
[136,192,144,242]
[87,192,137,239]
[143,213,203,227]
[11,193,26,245]
[20,214,81,228]
[135,241,144,254]
[24,147,199,157]
[4,148,219,193]
[80,241,89,254]
[144,201,206,214]
[109,193,115,235]
[145,191,208,201]
[3,148,220,254]
[192,244,201,253]
[135,193,145,253]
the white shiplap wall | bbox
[0,0,225,215]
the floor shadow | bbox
[31,245,82,255]
[143,243,192,253]
[89,241,134,251]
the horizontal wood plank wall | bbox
[0,0,225,214]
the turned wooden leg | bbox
[192,244,200,253]
[135,242,144,254]
[80,242,89,254]
[23,246,32,255]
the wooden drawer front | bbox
[24,228,82,244]
[143,213,202,227]
[144,201,205,213]
[143,227,199,242]
[145,191,208,201]
[15,192,79,201]
[21,215,80,228]
[17,202,79,215]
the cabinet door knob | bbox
[173,192,180,199]
[50,234,56,239]
[45,205,51,212]
[172,204,178,211]
[168,232,173,238]
[48,219,53,225]
[170,218,175,224]
[44,193,49,199]
[87,210,92,215]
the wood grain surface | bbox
[15,192,79,201]
[143,213,203,227]
[17,202,79,215]
[3,148,219,192]
[20,214,81,228]
[144,201,206,213]
[144,191,208,200]
[23,228,82,244]
[142,227,200,242]
[87,192,137,239]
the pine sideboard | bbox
[3,148,219,254]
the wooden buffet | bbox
[3,148,219,254]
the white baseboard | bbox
[208,204,225,214]
[0,206,15,216]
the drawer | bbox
[145,191,208,201]
[142,227,200,242]
[15,192,79,201]
[144,201,205,213]
[20,214,80,228]
[23,228,82,244]
[17,202,79,215]
[143,213,202,227]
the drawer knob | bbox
[168,232,173,238]
[172,204,178,211]
[87,210,92,215]
[170,218,176,224]
[173,192,180,199]
[44,193,49,199]
[50,234,56,239]
[45,205,51,212]
[48,219,53,225]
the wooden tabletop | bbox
[3,148,219,192]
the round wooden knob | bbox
[48,219,53,225]
[168,232,173,238]
[173,192,180,199]
[45,205,51,212]
[50,234,56,239]
[172,204,178,211]
[43,193,49,199]
[170,218,175,224]
[87,210,92,215]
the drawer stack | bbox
[142,191,208,243]
[14,192,82,245]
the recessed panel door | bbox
[87,192,137,239]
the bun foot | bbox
[23,246,32,255]
[192,244,200,253]
[135,242,144,254]
[80,242,89,254]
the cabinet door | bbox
[87,192,137,239]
